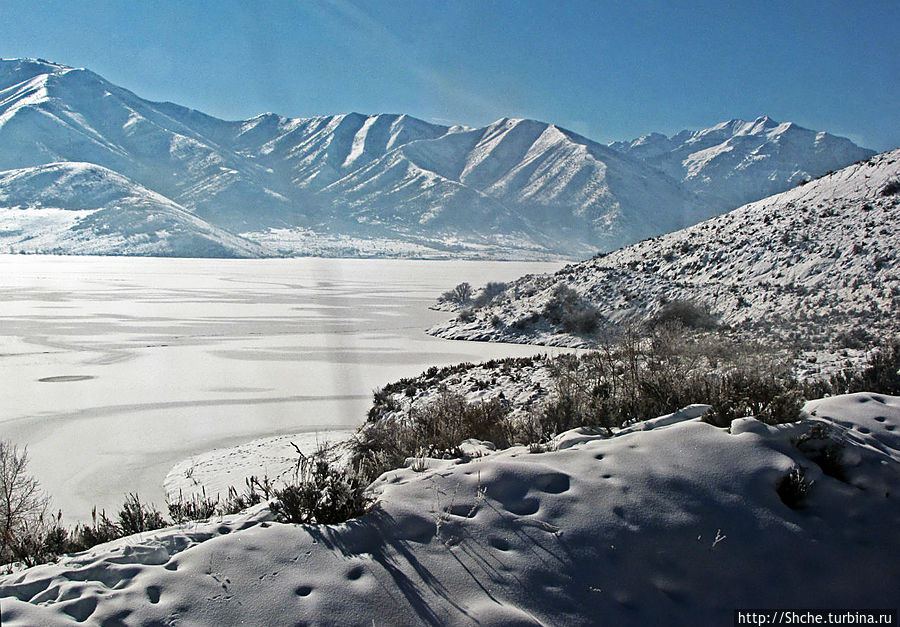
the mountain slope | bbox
[0,58,878,259]
[430,148,900,347]
[610,116,876,207]
[0,162,267,257]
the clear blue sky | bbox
[1,0,897,151]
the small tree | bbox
[440,282,473,306]
[0,441,49,564]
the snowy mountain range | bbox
[0,58,877,258]
[430,148,900,350]
[609,116,873,208]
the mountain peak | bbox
[0,57,76,90]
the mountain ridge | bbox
[0,57,879,259]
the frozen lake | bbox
[0,255,563,522]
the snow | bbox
[1,394,896,624]
[164,430,356,502]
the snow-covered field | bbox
[1,393,896,625]
[0,255,563,522]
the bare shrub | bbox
[118,493,167,535]
[0,441,49,565]
[439,282,473,306]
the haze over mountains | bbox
[0,58,876,258]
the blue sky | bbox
[1,0,897,150]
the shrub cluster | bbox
[1,440,370,570]
[352,390,515,484]
[542,285,604,335]
[542,324,803,435]
[1,493,170,570]
[649,299,719,330]
[269,457,368,525]
[828,338,900,396]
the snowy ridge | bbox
[0,58,877,259]
[1,394,897,624]
[0,162,267,257]
[431,149,900,349]
[610,115,875,207]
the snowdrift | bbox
[1,394,897,625]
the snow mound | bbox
[2,394,897,625]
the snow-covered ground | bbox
[1,393,896,625]
[163,429,355,502]
[0,255,562,522]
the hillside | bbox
[430,149,900,349]
[0,162,266,257]
[0,58,875,259]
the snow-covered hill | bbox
[0,58,876,259]
[610,116,875,207]
[431,149,900,349]
[1,393,897,625]
[0,162,267,257]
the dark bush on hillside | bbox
[650,299,719,330]
[473,282,508,308]
[543,285,603,335]
[880,179,900,196]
